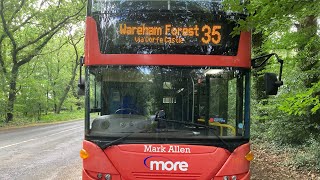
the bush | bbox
[251,98,311,145]
[292,136,320,171]
[266,114,310,145]
[0,110,84,128]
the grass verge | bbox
[0,110,84,129]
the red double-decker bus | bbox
[79,0,283,179]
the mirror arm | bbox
[278,58,284,82]
[252,53,284,87]
[251,53,274,68]
[272,54,284,86]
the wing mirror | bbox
[77,56,85,96]
[252,53,284,95]
[77,76,85,96]
[264,73,283,95]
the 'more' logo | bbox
[143,156,188,171]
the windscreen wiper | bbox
[155,118,230,149]
[99,119,230,150]
[99,129,147,149]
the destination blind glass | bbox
[90,0,241,55]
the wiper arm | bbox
[156,118,230,149]
[100,129,146,149]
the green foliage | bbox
[251,97,310,145]
[11,31,85,119]
[0,110,84,128]
[279,81,320,115]
[291,137,320,171]
[225,2,319,149]
[225,0,320,33]
[224,0,320,171]
[39,110,84,123]
[0,0,85,121]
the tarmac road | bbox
[0,120,84,180]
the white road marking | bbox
[0,126,82,150]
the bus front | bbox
[82,0,252,179]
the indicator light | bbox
[245,151,254,161]
[80,149,89,159]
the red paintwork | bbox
[216,143,250,176]
[82,141,119,179]
[85,17,251,68]
[82,140,251,180]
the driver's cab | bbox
[88,66,152,135]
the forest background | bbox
[0,0,319,173]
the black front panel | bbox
[90,1,242,55]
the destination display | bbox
[119,23,222,45]
[93,12,241,55]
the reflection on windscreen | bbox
[89,66,245,138]
[91,0,224,13]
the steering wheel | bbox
[115,108,139,115]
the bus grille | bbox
[132,172,201,180]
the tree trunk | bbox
[5,65,19,122]
[56,63,79,114]
[250,31,271,123]
[297,16,318,87]
[252,31,268,101]
[56,36,82,114]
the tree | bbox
[225,0,320,142]
[0,0,85,122]
[56,27,84,114]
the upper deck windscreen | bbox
[88,0,242,55]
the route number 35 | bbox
[201,25,221,44]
